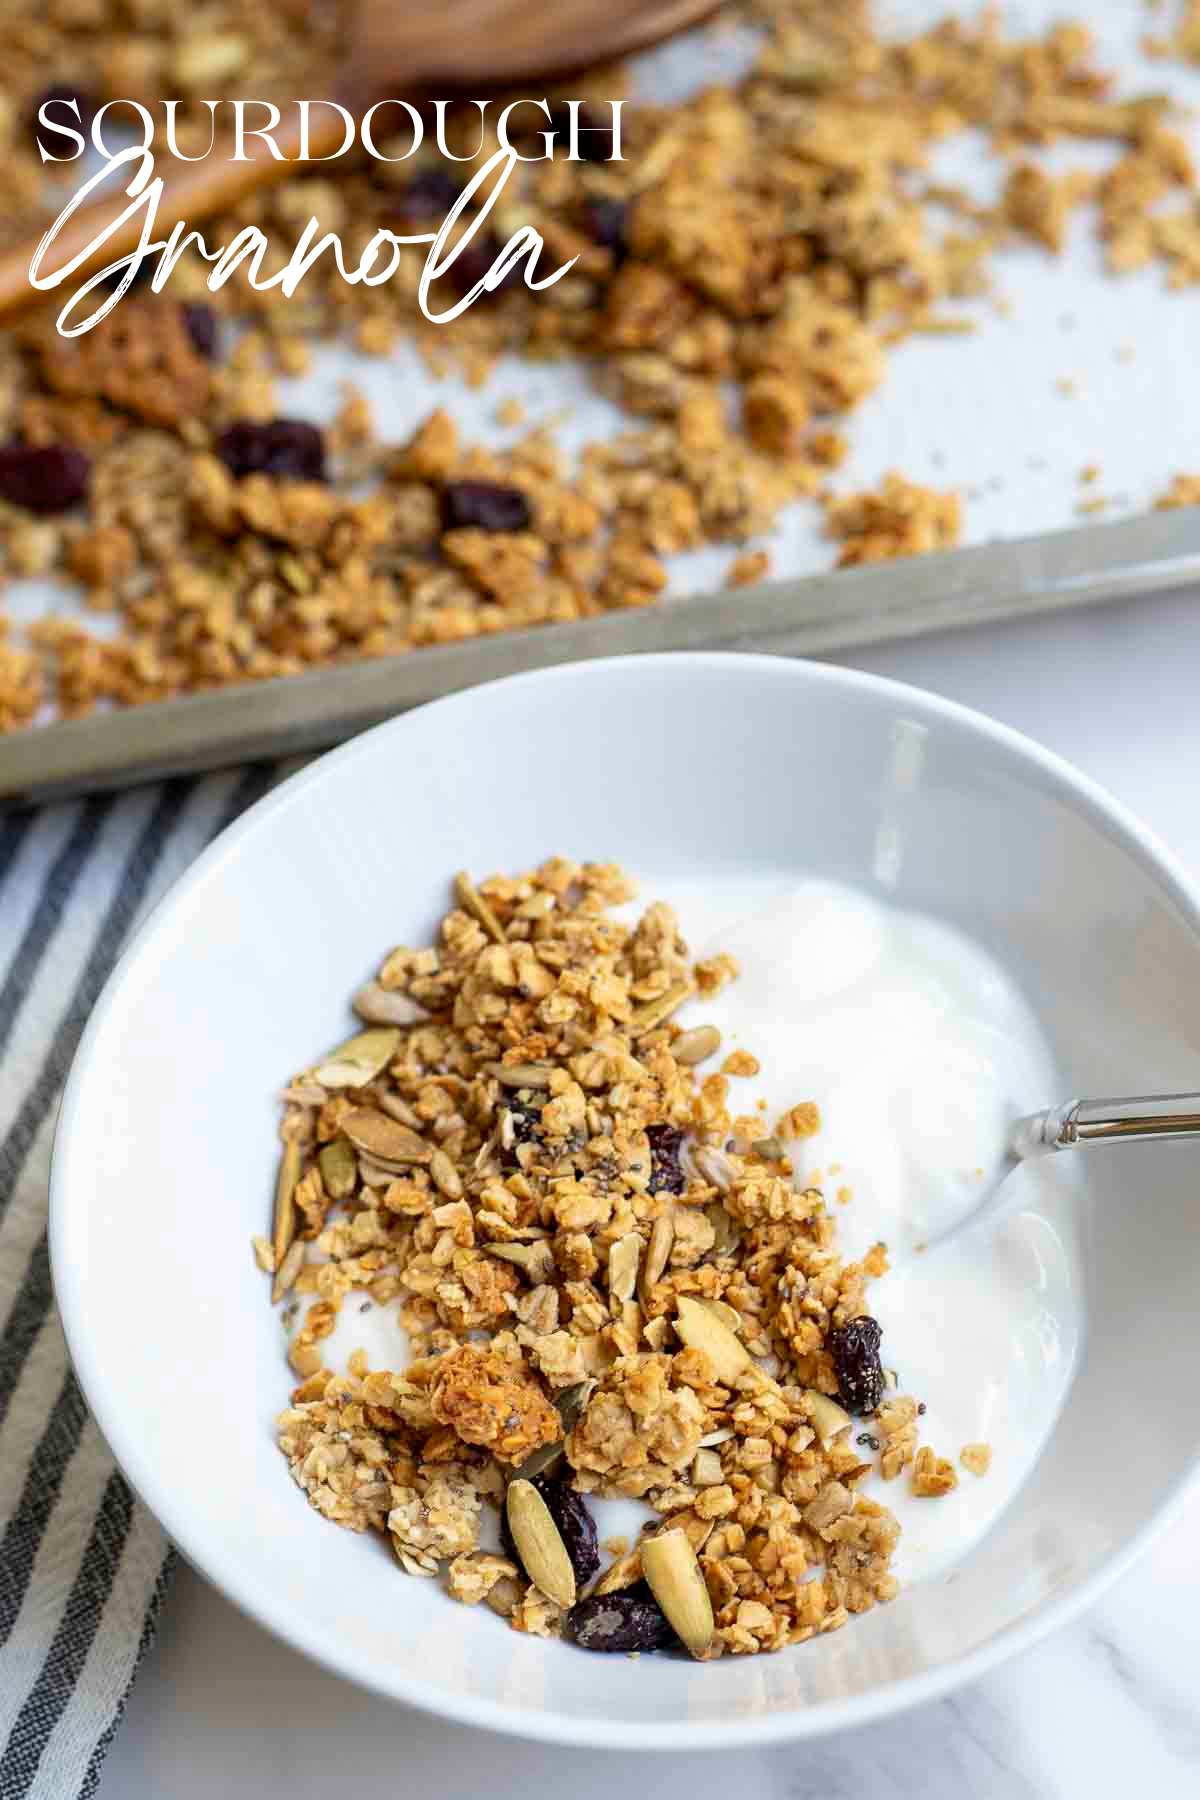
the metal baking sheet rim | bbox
[3,505,1199,806]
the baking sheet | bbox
[3,0,1199,799]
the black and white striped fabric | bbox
[0,762,284,1800]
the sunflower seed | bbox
[318,1137,357,1201]
[454,870,507,944]
[429,1148,463,1198]
[640,1528,714,1656]
[675,1295,751,1385]
[692,1145,738,1192]
[272,1140,301,1263]
[271,1237,305,1303]
[506,1479,576,1608]
[353,981,428,1026]
[630,980,694,1037]
[672,1025,721,1066]
[607,1233,641,1303]
[805,1388,854,1448]
[487,1061,555,1088]
[639,1210,675,1302]
[312,1027,400,1089]
[378,1092,422,1128]
[341,1108,431,1165]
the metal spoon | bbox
[935,1090,1200,1246]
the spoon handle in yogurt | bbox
[1012,1093,1200,1159]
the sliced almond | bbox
[639,1211,675,1302]
[805,1388,854,1449]
[251,1234,275,1274]
[454,870,507,944]
[341,1108,431,1165]
[272,1139,301,1263]
[506,1479,576,1608]
[353,982,428,1026]
[630,979,694,1037]
[271,1237,305,1304]
[607,1232,641,1303]
[675,1295,751,1385]
[313,1027,400,1089]
[699,1297,742,1335]
[318,1137,357,1201]
[488,1061,555,1089]
[640,1527,714,1656]
[672,1024,721,1066]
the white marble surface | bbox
[97,587,1200,1798]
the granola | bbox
[0,4,1198,728]
[264,861,954,1659]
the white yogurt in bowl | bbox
[666,874,1085,1584]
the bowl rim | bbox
[50,650,1200,1750]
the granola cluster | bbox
[1,3,1198,729]
[264,862,968,1659]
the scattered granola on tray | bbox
[264,861,957,1660]
[2,3,1200,729]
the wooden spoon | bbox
[0,0,717,322]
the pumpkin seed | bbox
[675,1295,751,1385]
[318,1137,357,1201]
[454,870,507,944]
[630,979,694,1037]
[705,1201,741,1256]
[506,1479,576,1608]
[341,1108,431,1165]
[312,1027,399,1089]
[272,1139,300,1263]
[672,1024,721,1066]
[640,1527,714,1656]
[513,1380,594,1480]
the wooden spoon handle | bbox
[0,107,345,324]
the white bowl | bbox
[51,653,1200,1749]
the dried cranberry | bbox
[216,419,325,483]
[0,443,89,515]
[502,1474,599,1588]
[444,234,525,299]
[546,102,615,163]
[442,481,531,534]
[384,166,462,225]
[181,303,218,360]
[580,197,629,263]
[829,1316,886,1416]
[646,1123,686,1196]
[565,1583,677,1653]
[30,84,97,140]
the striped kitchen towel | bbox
[0,762,286,1800]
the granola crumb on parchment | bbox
[2,4,1199,728]
[262,861,959,1657]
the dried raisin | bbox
[181,303,218,361]
[0,443,90,514]
[830,1316,885,1416]
[217,419,325,483]
[443,481,531,534]
[580,198,630,263]
[565,1583,677,1653]
[501,1090,544,1171]
[384,167,462,224]
[646,1123,686,1196]
[444,235,525,299]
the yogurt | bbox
[669,875,1085,1580]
